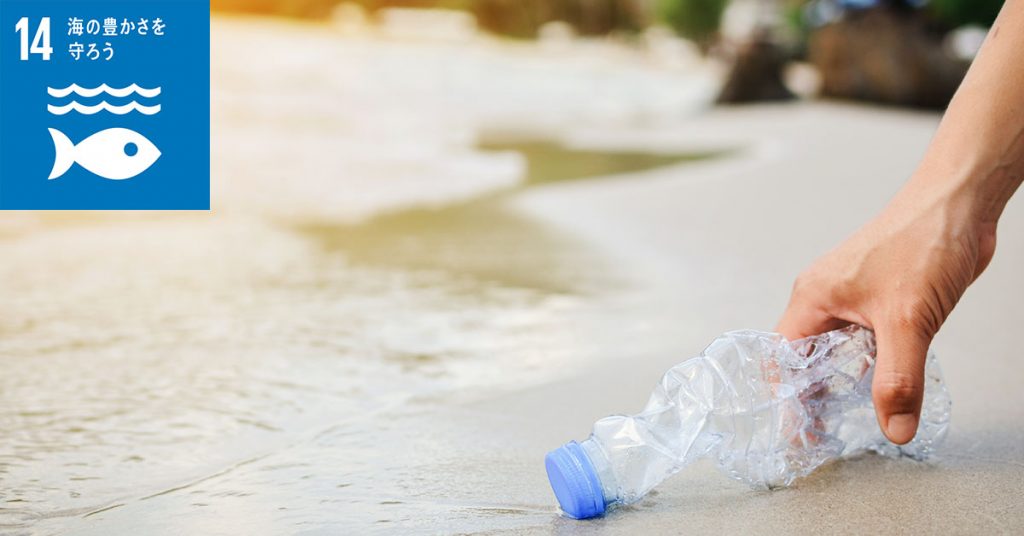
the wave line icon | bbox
[47,101,162,116]
[47,84,161,99]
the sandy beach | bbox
[2,17,1023,535]
[10,102,1017,535]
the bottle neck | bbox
[580,438,620,505]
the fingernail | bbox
[886,413,918,443]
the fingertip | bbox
[872,326,931,445]
[883,412,919,445]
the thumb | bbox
[871,322,933,444]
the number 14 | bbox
[15,17,53,61]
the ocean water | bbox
[0,16,717,535]
[0,209,595,534]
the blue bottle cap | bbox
[544,440,607,519]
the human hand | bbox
[776,182,997,445]
[776,1,1024,444]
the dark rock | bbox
[808,7,969,109]
[717,37,795,105]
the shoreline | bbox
[7,100,1024,534]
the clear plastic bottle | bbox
[544,326,951,519]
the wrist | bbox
[905,92,1024,226]
[904,149,1020,228]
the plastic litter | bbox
[545,326,951,519]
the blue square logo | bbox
[0,0,210,210]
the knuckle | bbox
[792,270,820,297]
[792,266,850,305]
[891,306,919,330]
[832,267,859,296]
[875,372,923,412]
[890,299,939,336]
[791,273,809,295]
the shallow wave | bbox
[47,101,161,116]
[47,83,161,99]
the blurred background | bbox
[2,1,1017,535]
[212,0,999,107]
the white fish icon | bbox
[48,128,161,180]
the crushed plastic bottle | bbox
[545,326,951,519]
